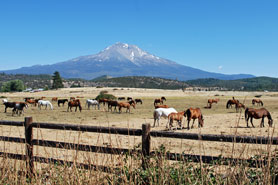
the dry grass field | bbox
[0,87,278,182]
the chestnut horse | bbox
[52,97,58,102]
[117,102,135,113]
[25,99,37,107]
[185,108,204,130]
[235,102,245,113]
[207,98,219,107]
[68,99,82,112]
[245,108,273,127]
[154,98,164,106]
[226,97,239,109]
[167,111,185,130]
[155,105,169,109]
[252,99,263,106]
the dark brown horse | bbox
[135,99,143,104]
[252,99,263,106]
[161,97,166,101]
[245,108,273,127]
[67,99,82,112]
[107,100,118,112]
[12,102,28,116]
[98,98,109,105]
[154,98,164,106]
[58,99,68,107]
[185,108,204,130]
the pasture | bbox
[0,87,278,183]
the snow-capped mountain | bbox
[1,42,254,80]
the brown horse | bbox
[135,99,143,104]
[98,98,109,105]
[226,98,239,109]
[25,99,37,107]
[207,98,219,107]
[107,100,118,112]
[235,102,245,112]
[154,98,164,106]
[155,105,169,109]
[67,99,82,112]
[185,108,204,130]
[167,111,185,130]
[117,102,135,113]
[245,108,273,127]
[252,99,263,106]
[52,97,58,102]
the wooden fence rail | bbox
[0,117,277,178]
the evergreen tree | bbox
[52,71,64,89]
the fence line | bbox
[0,117,277,178]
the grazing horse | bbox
[58,99,68,107]
[24,97,34,102]
[118,97,125,100]
[98,98,109,105]
[252,99,263,106]
[167,111,185,130]
[161,97,166,101]
[52,97,58,102]
[207,98,219,107]
[155,105,169,109]
[153,108,177,127]
[154,98,164,106]
[135,99,143,104]
[70,97,75,100]
[25,99,37,107]
[245,108,273,128]
[86,99,100,110]
[235,102,245,112]
[107,100,118,112]
[117,102,135,113]
[68,99,82,112]
[127,97,133,101]
[38,100,53,110]
[185,108,204,130]
[226,98,239,109]
[12,102,28,116]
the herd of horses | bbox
[1,95,274,131]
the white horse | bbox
[85,99,100,110]
[38,100,53,110]
[153,108,178,127]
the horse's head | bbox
[131,103,136,109]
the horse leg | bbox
[191,119,196,129]
[246,116,249,128]
[250,117,255,128]
[261,117,265,127]
[187,119,190,130]
[75,106,77,112]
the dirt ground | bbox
[0,87,278,166]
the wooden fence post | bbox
[24,117,33,179]
[142,123,151,169]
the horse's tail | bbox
[153,100,156,107]
[226,101,230,109]
[185,109,191,120]
[50,103,53,110]
[261,101,264,106]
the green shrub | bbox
[95,91,116,100]
[1,80,25,92]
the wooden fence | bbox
[0,117,278,178]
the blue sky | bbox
[1,0,278,77]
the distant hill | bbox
[1,73,277,91]
[1,42,254,80]
[187,77,278,91]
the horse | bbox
[86,99,100,110]
[98,98,109,105]
[155,105,169,109]
[207,98,219,107]
[24,97,34,102]
[226,98,239,109]
[68,99,82,112]
[135,99,143,104]
[154,98,164,106]
[38,100,53,110]
[235,102,245,113]
[127,97,133,101]
[185,108,204,130]
[25,99,37,107]
[58,99,68,107]
[167,111,186,130]
[117,102,135,113]
[252,99,263,106]
[3,102,17,113]
[107,100,118,112]
[12,102,28,116]
[70,97,75,100]
[118,97,125,100]
[161,97,166,101]
[128,100,136,105]
[153,108,177,127]
[52,97,58,102]
[245,108,273,128]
